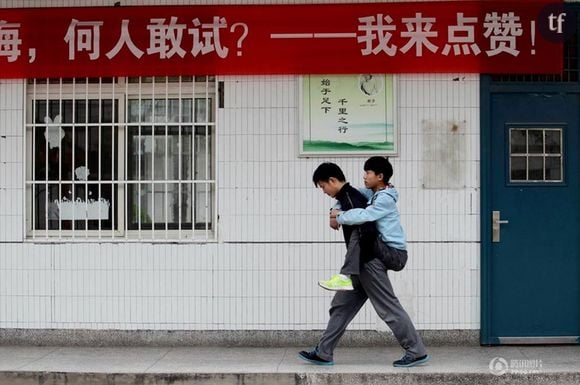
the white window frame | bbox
[24,76,218,242]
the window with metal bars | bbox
[509,127,564,183]
[25,76,216,241]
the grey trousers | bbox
[339,227,362,276]
[317,257,427,361]
[340,227,407,276]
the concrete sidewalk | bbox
[0,345,579,385]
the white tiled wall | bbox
[0,0,480,332]
[0,242,478,330]
[0,80,24,242]
[215,74,480,331]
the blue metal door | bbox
[486,91,580,343]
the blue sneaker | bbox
[298,349,334,366]
[393,353,431,367]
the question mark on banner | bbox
[230,22,248,57]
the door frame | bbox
[480,75,580,345]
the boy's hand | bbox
[329,217,340,230]
[329,209,341,230]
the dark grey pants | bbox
[340,228,408,276]
[317,257,427,362]
[339,227,362,276]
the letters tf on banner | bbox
[0,1,565,78]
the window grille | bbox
[491,9,579,83]
[25,76,217,242]
[509,128,564,183]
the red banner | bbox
[0,1,563,78]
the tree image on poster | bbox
[301,74,396,155]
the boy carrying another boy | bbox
[312,162,377,291]
[300,156,430,368]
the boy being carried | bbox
[331,156,409,292]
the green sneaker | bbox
[318,274,354,291]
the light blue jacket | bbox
[336,187,407,250]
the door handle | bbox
[492,211,509,243]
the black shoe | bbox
[393,353,431,367]
[298,349,334,366]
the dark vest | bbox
[335,183,377,262]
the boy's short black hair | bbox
[363,156,393,183]
[312,162,346,187]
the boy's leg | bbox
[319,228,365,291]
[359,258,428,360]
[373,238,408,271]
[316,279,368,361]
[339,227,362,276]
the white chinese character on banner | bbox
[188,16,229,58]
[400,13,439,56]
[357,14,397,56]
[401,12,439,57]
[0,20,22,62]
[106,19,144,59]
[147,17,187,59]
[483,12,523,57]
[64,19,104,60]
[442,13,481,56]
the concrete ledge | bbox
[1,372,580,385]
[0,345,578,385]
[0,329,479,347]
